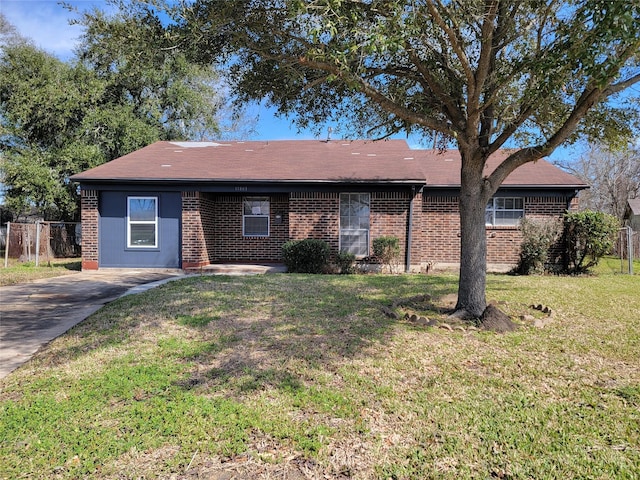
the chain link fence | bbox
[2,222,81,267]
[615,226,638,275]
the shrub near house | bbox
[282,239,330,274]
[563,211,619,274]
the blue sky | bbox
[1,0,584,161]
[0,0,327,141]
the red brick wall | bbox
[416,195,461,264]
[199,193,217,262]
[522,196,571,265]
[289,192,340,253]
[209,194,290,262]
[80,189,99,270]
[82,187,573,270]
[371,191,410,260]
[289,191,413,259]
[412,194,571,267]
[181,191,209,268]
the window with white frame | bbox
[485,197,524,226]
[340,193,370,256]
[127,196,158,248]
[243,197,270,236]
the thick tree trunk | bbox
[455,154,492,319]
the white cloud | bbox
[1,1,101,60]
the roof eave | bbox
[427,184,589,189]
[71,177,426,185]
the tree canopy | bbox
[151,0,639,317]
[0,9,223,221]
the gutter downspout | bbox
[406,186,416,273]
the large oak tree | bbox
[0,10,222,221]
[117,1,639,317]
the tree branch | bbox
[473,1,499,110]
[297,56,455,136]
[606,72,640,96]
[424,0,475,95]
[405,46,466,131]
[486,84,606,190]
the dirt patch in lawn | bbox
[478,304,518,332]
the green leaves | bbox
[1,7,226,221]
[166,0,639,149]
[563,210,620,273]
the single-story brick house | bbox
[70,140,588,271]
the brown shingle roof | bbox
[70,140,587,188]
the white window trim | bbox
[486,196,525,227]
[243,197,270,237]
[339,192,371,257]
[127,196,158,248]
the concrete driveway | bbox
[0,270,185,379]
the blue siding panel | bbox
[99,191,181,268]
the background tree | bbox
[564,143,640,222]
[0,40,113,220]
[151,0,640,318]
[0,9,225,221]
[72,3,223,144]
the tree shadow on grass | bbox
[2,273,462,476]
[155,274,459,396]
[25,273,459,395]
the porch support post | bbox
[405,186,415,273]
[181,191,209,268]
[80,189,99,270]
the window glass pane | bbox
[243,198,269,216]
[128,197,157,248]
[340,233,368,256]
[357,195,370,215]
[495,210,523,225]
[243,197,269,236]
[244,216,269,236]
[486,197,524,226]
[130,224,156,246]
[485,210,494,225]
[341,216,353,229]
[340,193,370,256]
[129,198,156,221]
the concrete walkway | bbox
[0,270,185,379]
[185,263,287,275]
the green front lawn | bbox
[1,270,638,478]
[0,258,81,286]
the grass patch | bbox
[594,255,640,275]
[0,257,81,286]
[1,272,639,478]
